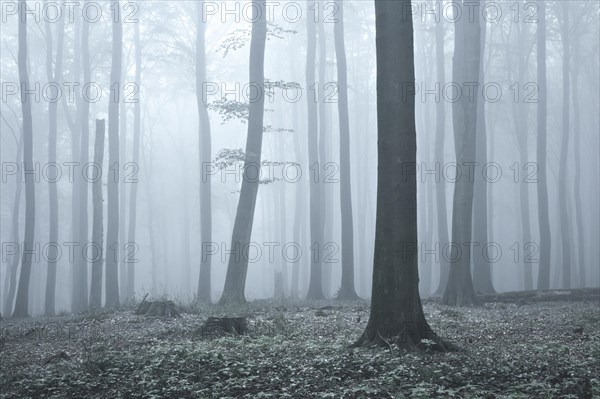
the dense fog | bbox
[1,0,598,316]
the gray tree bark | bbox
[126,21,142,299]
[334,0,358,300]
[13,0,36,318]
[105,0,123,308]
[89,119,106,310]
[441,0,480,306]
[219,1,267,304]
[196,0,213,302]
[536,0,551,290]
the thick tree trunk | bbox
[558,3,571,289]
[305,2,324,300]
[472,16,494,294]
[218,1,267,304]
[196,0,212,302]
[432,14,450,297]
[13,0,35,318]
[441,0,480,306]
[89,120,106,310]
[334,0,358,300]
[354,0,449,351]
[105,0,122,308]
[536,0,551,290]
[126,22,141,299]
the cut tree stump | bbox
[200,316,248,336]
[136,295,180,318]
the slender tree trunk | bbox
[333,0,358,300]
[4,125,23,317]
[355,0,449,350]
[432,13,450,297]
[75,0,91,313]
[196,0,212,302]
[119,97,128,298]
[558,3,571,289]
[13,0,35,318]
[43,7,65,315]
[536,0,551,290]
[572,39,585,288]
[218,1,267,304]
[472,15,494,294]
[305,1,324,300]
[89,120,106,310]
[70,5,84,314]
[105,0,122,308]
[291,101,304,298]
[441,0,480,306]
[317,14,331,298]
[125,21,141,299]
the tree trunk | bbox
[125,21,141,300]
[70,5,85,314]
[89,119,106,310]
[333,0,358,300]
[305,1,324,300]
[196,0,212,302]
[42,8,64,315]
[536,0,551,290]
[105,0,122,308]
[119,93,128,298]
[291,95,304,298]
[77,0,91,313]
[3,122,23,317]
[354,0,449,351]
[218,1,267,304]
[13,0,35,318]
[472,15,494,294]
[572,38,585,288]
[432,13,450,297]
[558,3,571,289]
[441,0,480,306]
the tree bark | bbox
[354,0,449,351]
[536,0,551,290]
[105,0,122,308]
[441,0,480,306]
[572,37,585,288]
[126,21,142,299]
[305,1,324,300]
[89,120,106,310]
[3,120,23,317]
[472,15,494,294]
[13,0,36,318]
[43,6,65,315]
[333,0,358,300]
[558,2,571,289]
[218,1,267,304]
[196,0,213,302]
[432,13,450,297]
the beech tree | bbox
[354,0,449,350]
[219,0,267,304]
[12,0,35,318]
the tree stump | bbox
[136,296,180,318]
[200,316,248,336]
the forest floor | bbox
[1,291,599,398]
